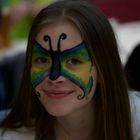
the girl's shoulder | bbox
[129,90,140,140]
[0,127,35,140]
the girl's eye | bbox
[66,58,82,66]
[34,57,50,66]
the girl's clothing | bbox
[0,91,140,140]
[130,91,140,139]
[0,127,35,140]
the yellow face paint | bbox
[61,43,93,99]
[31,41,52,87]
[31,33,93,99]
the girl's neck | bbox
[55,101,95,140]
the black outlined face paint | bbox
[31,33,93,99]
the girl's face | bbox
[31,20,98,117]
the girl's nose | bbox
[45,75,67,84]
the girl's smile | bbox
[43,89,75,99]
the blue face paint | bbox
[31,33,93,99]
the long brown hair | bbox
[0,0,133,139]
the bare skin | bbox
[55,100,95,140]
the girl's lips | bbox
[43,90,74,99]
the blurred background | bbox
[0,0,140,120]
[0,0,55,120]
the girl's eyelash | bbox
[66,58,83,65]
[34,57,50,64]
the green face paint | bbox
[31,41,51,87]
[60,43,93,99]
[31,33,93,99]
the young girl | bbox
[0,0,140,140]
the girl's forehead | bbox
[35,21,82,51]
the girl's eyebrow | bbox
[60,42,87,59]
[33,40,50,55]
[61,42,85,54]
